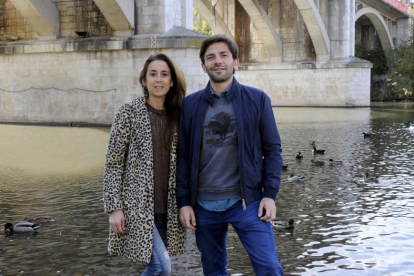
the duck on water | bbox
[4,222,41,233]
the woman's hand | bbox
[109,209,126,234]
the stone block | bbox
[67,6,76,16]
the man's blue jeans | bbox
[194,199,283,276]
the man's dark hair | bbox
[199,35,239,64]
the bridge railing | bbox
[383,0,409,14]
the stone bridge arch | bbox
[237,0,282,61]
[293,0,330,61]
[355,7,394,51]
[193,0,236,42]
[195,0,282,61]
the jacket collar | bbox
[202,77,239,106]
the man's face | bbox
[202,42,239,84]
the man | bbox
[176,34,283,276]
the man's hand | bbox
[109,209,126,234]
[258,197,277,222]
[179,206,196,230]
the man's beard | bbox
[206,65,233,83]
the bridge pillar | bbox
[182,0,194,30]
[237,0,282,62]
[137,0,192,34]
[9,0,60,40]
[93,0,134,36]
[328,0,351,60]
[395,17,412,47]
[293,0,331,61]
[350,0,355,56]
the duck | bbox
[272,219,295,230]
[312,147,325,154]
[309,141,316,146]
[363,132,373,138]
[23,216,55,223]
[403,122,411,127]
[310,159,325,166]
[363,172,379,183]
[296,152,303,159]
[282,164,288,171]
[4,221,41,233]
[329,159,343,165]
[288,174,305,182]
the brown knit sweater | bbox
[146,102,170,215]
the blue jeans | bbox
[141,225,171,276]
[194,200,283,276]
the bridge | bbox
[0,0,412,125]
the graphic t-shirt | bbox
[197,96,241,201]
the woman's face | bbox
[143,60,173,102]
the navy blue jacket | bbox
[176,78,283,208]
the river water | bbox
[1,103,414,276]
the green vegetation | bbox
[193,7,212,36]
[386,28,414,101]
[355,44,388,75]
[356,27,414,101]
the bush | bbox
[355,44,388,75]
[356,26,414,101]
[386,27,414,101]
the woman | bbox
[103,53,187,275]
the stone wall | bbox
[235,0,251,63]
[230,0,316,62]
[0,32,372,125]
[0,0,36,40]
[0,0,112,40]
[0,35,209,125]
[51,0,113,38]
[238,61,371,106]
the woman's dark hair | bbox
[199,34,239,64]
[139,53,186,150]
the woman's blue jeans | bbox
[194,199,283,276]
[140,225,171,276]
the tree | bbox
[193,7,212,36]
[386,26,414,101]
[356,26,414,101]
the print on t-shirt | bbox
[204,111,238,148]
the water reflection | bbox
[0,103,414,275]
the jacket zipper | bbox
[233,101,246,211]
[194,104,209,206]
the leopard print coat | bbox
[103,96,186,263]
